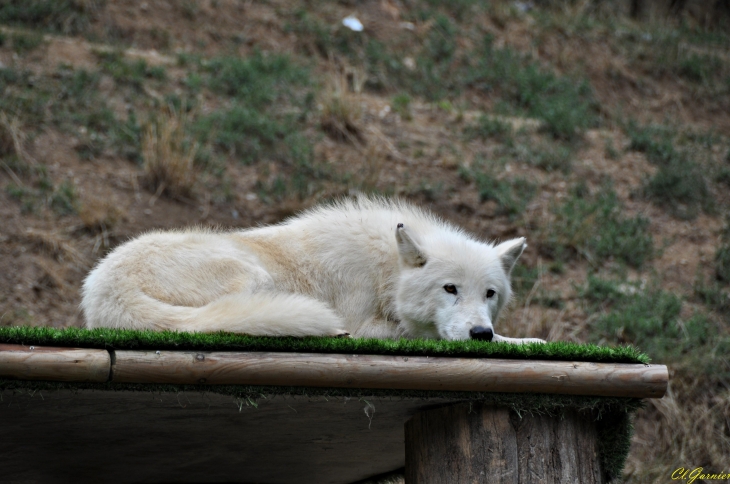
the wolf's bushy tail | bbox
[83,290,348,337]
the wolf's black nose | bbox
[470,326,494,341]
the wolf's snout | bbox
[469,326,494,341]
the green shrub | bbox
[584,276,730,381]
[196,106,287,164]
[627,122,676,163]
[643,157,714,219]
[391,94,412,121]
[627,122,714,218]
[362,28,596,139]
[526,141,572,173]
[459,160,535,218]
[10,32,44,53]
[465,37,597,139]
[541,185,654,268]
[695,279,730,316]
[424,0,481,20]
[50,180,78,215]
[716,217,730,283]
[464,115,512,141]
[205,53,310,109]
[678,53,723,84]
[0,0,91,35]
[97,52,167,90]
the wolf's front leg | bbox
[492,333,546,344]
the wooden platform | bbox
[0,343,668,483]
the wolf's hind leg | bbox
[177,292,349,337]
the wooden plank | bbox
[404,403,604,483]
[0,389,436,483]
[112,351,668,398]
[0,343,110,382]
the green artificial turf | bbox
[0,326,650,481]
[0,326,650,363]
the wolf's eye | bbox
[444,284,457,295]
[486,289,496,299]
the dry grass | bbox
[0,112,36,184]
[319,71,364,144]
[79,198,123,233]
[625,378,730,482]
[19,228,85,267]
[142,106,199,200]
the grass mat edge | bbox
[0,326,650,364]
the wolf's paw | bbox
[333,330,352,338]
[519,337,546,344]
[493,334,546,344]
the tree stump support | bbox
[405,403,604,483]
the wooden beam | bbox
[112,351,667,398]
[0,344,110,382]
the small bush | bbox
[96,51,166,90]
[466,37,597,139]
[0,0,92,35]
[627,122,676,163]
[527,141,572,173]
[716,217,730,283]
[459,160,535,217]
[10,32,44,53]
[627,122,714,219]
[205,53,309,109]
[716,165,730,187]
[196,106,287,164]
[541,185,654,268]
[464,115,512,141]
[695,279,730,316]
[583,276,729,381]
[424,0,481,20]
[678,53,723,84]
[643,157,714,219]
[50,180,78,215]
[391,94,412,121]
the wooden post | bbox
[405,403,604,484]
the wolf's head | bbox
[394,223,526,341]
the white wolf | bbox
[82,198,543,343]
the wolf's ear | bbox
[495,237,527,276]
[396,223,427,267]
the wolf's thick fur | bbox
[82,198,543,342]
